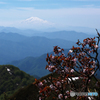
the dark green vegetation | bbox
[8,72,100,100]
[0,65,35,100]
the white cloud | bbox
[23,17,48,23]
[18,0,33,1]
[0,2,6,4]
[18,0,45,1]
[18,17,55,29]
[72,0,100,1]
[17,7,34,10]
[0,7,100,29]
[21,17,54,25]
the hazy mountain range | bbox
[0,32,77,64]
[0,26,100,100]
[0,28,96,64]
[7,49,69,77]
[0,26,100,36]
[0,26,100,78]
[7,49,100,79]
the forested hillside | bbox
[8,72,100,100]
[0,65,35,100]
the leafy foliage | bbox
[8,72,100,100]
[0,65,35,100]
[34,30,100,100]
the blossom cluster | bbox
[34,31,100,100]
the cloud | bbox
[0,2,6,4]
[16,7,34,10]
[19,17,55,29]
[21,17,54,25]
[18,0,33,1]
[71,0,100,1]
[0,7,100,29]
[18,0,45,1]
[23,17,48,23]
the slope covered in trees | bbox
[8,72,100,100]
[0,65,35,100]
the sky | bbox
[0,0,100,31]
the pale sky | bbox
[0,0,100,30]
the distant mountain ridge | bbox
[0,26,97,42]
[0,26,42,36]
[0,32,76,64]
[7,49,70,77]
[0,32,28,42]
[7,48,100,79]
[0,29,98,65]
[34,30,96,42]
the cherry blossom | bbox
[58,94,63,99]
[50,84,55,90]
[71,69,74,73]
[34,30,100,100]
[69,50,73,53]
[38,82,43,87]
[94,45,98,49]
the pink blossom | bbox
[39,97,42,100]
[93,61,95,64]
[62,53,65,56]
[65,96,67,99]
[58,94,63,99]
[50,84,55,90]
[72,58,77,63]
[69,50,73,53]
[44,79,47,83]
[73,58,77,62]
[47,65,55,71]
[38,82,43,87]
[61,80,64,83]
[56,81,61,87]
[88,40,91,44]
[83,69,86,73]
[62,70,64,72]
[88,51,91,54]
[52,55,55,59]
[92,65,96,68]
[91,71,95,76]
[71,69,74,73]
[66,90,70,94]
[94,45,98,49]
[51,65,55,68]
[48,65,55,68]
[83,42,86,46]
[80,52,86,56]
[65,67,69,73]
[58,49,62,52]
